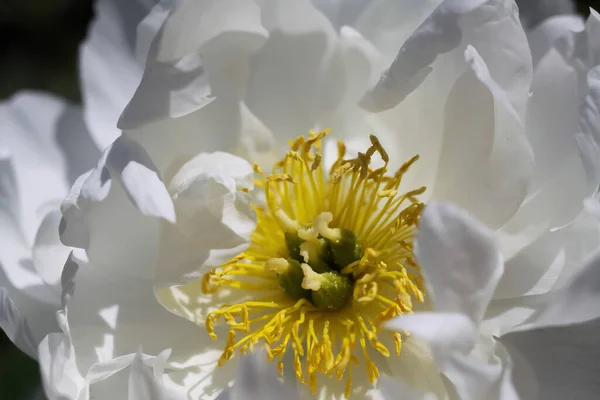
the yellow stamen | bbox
[200,131,426,396]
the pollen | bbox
[201,130,426,397]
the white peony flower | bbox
[2,0,600,399]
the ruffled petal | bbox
[80,0,149,149]
[527,15,584,66]
[245,0,344,140]
[432,46,534,229]
[156,152,256,287]
[32,210,71,294]
[309,0,371,29]
[40,247,234,400]
[60,135,174,252]
[360,0,531,115]
[522,249,600,329]
[118,2,212,130]
[516,0,577,30]
[156,0,267,63]
[416,202,503,325]
[0,92,70,242]
[354,0,443,63]
[0,288,37,358]
[360,0,533,197]
[386,312,476,367]
[221,352,299,400]
[120,0,269,130]
[501,318,600,400]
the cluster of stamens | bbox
[200,130,426,397]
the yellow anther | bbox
[394,332,403,355]
[369,134,389,163]
[267,173,295,183]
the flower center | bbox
[201,130,426,397]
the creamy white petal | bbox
[386,312,476,367]
[42,248,233,400]
[0,129,61,349]
[220,351,298,400]
[0,288,37,358]
[0,92,70,243]
[527,14,584,66]
[32,210,71,293]
[125,94,243,176]
[521,249,600,329]
[441,350,517,400]
[516,0,577,29]
[156,152,256,287]
[246,0,344,141]
[118,1,213,130]
[128,350,165,400]
[432,46,534,229]
[60,136,175,251]
[501,318,600,399]
[578,66,600,186]
[105,136,175,222]
[309,0,371,29]
[377,375,437,400]
[80,0,147,149]
[417,202,504,325]
[360,0,532,113]
[493,48,587,299]
[156,0,267,63]
[360,0,533,197]
[354,0,443,64]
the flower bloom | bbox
[3,0,600,399]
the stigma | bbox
[201,130,426,397]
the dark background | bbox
[0,0,598,398]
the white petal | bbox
[156,0,267,63]
[156,152,256,287]
[386,312,476,368]
[60,136,175,250]
[527,14,584,66]
[106,136,175,222]
[118,1,216,130]
[361,0,531,115]
[377,375,437,400]
[442,351,517,400]
[338,26,382,107]
[80,0,148,149]
[417,202,503,325]
[501,318,600,399]
[432,47,534,229]
[0,153,60,347]
[516,0,577,29]
[43,249,233,400]
[0,92,70,243]
[128,350,165,400]
[578,66,600,186]
[118,49,213,130]
[125,96,242,175]
[0,288,37,358]
[32,210,71,293]
[246,0,344,141]
[310,0,371,29]
[39,255,85,400]
[521,249,600,329]
[354,0,443,64]
[223,351,299,400]
[380,334,447,398]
